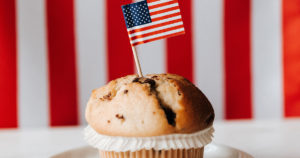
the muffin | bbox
[85,73,215,158]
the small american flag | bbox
[122,0,185,46]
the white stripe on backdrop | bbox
[252,0,283,119]
[136,40,166,75]
[194,0,224,120]
[75,0,107,125]
[17,0,49,128]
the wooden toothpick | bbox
[131,46,143,77]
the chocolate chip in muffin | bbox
[132,77,140,83]
[115,114,125,120]
[151,75,158,79]
[143,78,156,90]
[160,105,176,126]
[132,77,156,91]
[103,92,112,100]
[124,89,128,94]
[107,120,111,123]
[148,82,176,127]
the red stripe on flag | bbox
[46,0,79,126]
[150,6,180,16]
[147,0,164,3]
[130,25,184,41]
[0,0,18,128]
[133,31,185,46]
[129,19,182,34]
[224,0,252,119]
[148,1,178,10]
[283,0,300,117]
[148,0,178,3]
[151,12,181,22]
[166,0,194,82]
[106,0,134,81]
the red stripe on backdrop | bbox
[166,0,194,82]
[283,0,300,117]
[106,0,134,81]
[46,0,78,126]
[0,0,18,128]
[224,0,252,119]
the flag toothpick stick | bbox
[131,46,143,77]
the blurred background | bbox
[0,0,300,129]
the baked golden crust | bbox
[85,74,214,137]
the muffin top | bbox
[85,74,214,137]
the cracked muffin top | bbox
[85,73,215,137]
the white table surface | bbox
[1,119,299,158]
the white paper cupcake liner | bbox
[84,126,214,152]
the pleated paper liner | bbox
[84,126,214,158]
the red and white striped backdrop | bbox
[1,0,300,128]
